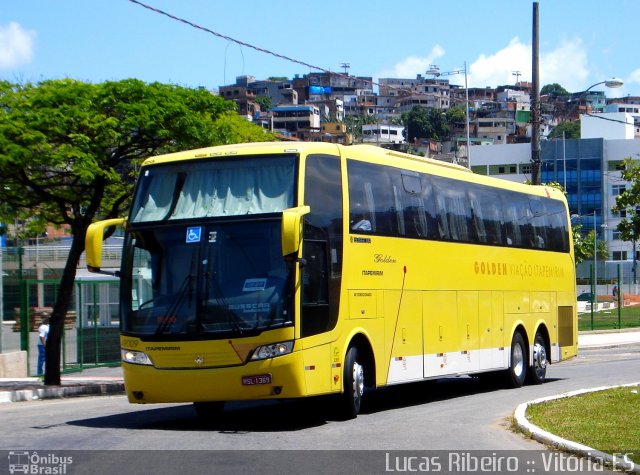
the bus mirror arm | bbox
[87,267,121,277]
[284,256,306,268]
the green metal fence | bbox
[11,278,121,376]
[578,263,640,331]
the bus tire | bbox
[193,401,225,419]
[507,332,527,388]
[340,346,365,419]
[528,331,548,385]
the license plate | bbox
[242,374,272,385]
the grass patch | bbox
[527,386,640,463]
[578,305,640,331]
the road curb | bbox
[514,382,640,474]
[0,381,125,403]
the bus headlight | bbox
[250,341,294,361]
[121,349,154,366]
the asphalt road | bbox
[1,344,638,474]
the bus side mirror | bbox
[86,218,126,274]
[281,206,310,257]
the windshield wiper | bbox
[202,255,247,336]
[155,273,193,335]
[209,280,247,336]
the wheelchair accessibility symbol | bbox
[186,227,202,243]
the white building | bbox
[604,103,640,138]
[271,104,321,133]
[472,118,516,145]
[581,112,634,140]
[361,124,405,144]
[469,142,531,182]
[496,89,531,112]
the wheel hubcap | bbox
[513,343,524,377]
[533,342,547,376]
[352,361,364,400]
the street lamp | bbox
[542,78,624,186]
[587,78,624,91]
[577,78,624,115]
[585,78,623,293]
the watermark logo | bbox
[8,451,73,474]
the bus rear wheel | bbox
[340,346,365,419]
[528,331,548,385]
[507,332,527,388]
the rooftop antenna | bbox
[512,70,522,85]
[340,62,350,75]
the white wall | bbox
[581,113,634,140]
[469,142,531,183]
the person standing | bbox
[37,314,50,376]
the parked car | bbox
[577,292,594,301]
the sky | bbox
[1,0,640,98]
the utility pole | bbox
[531,2,541,185]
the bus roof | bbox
[140,142,565,203]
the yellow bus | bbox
[86,142,577,419]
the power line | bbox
[128,0,327,73]
[585,112,635,125]
[127,0,467,103]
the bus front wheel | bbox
[340,346,365,419]
[507,332,527,388]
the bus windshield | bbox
[121,220,293,337]
[130,155,296,222]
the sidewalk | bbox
[578,328,640,348]
[0,331,639,404]
[0,366,124,403]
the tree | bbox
[0,79,274,384]
[548,121,580,140]
[445,106,467,129]
[540,83,570,98]
[402,106,432,142]
[254,95,272,112]
[401,106,462,143]
[612,157,640,244]
[573,226,607,265]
